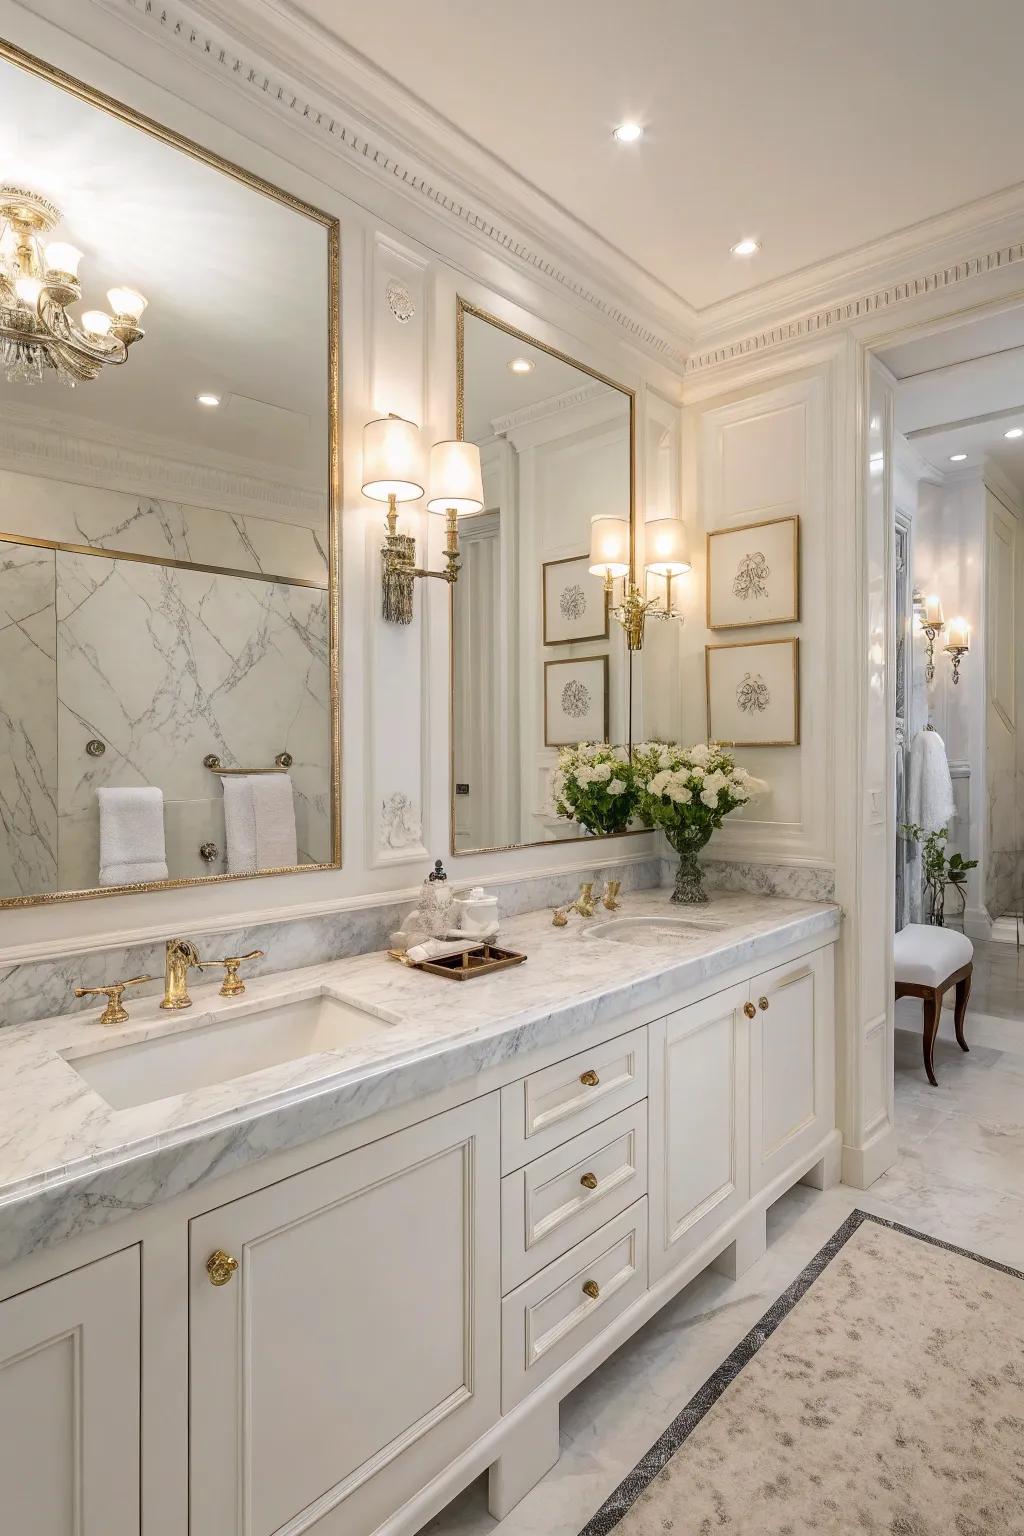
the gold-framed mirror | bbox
[0,38,340,907]
[452,299,635,854]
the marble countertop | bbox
[0,890,840,1269]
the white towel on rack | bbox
[222,775,258,874]
[907,727,955,834]
[251,773,298,869]
[97,786,168,886]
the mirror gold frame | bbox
[451,297,636,856]
[0,36,341,907]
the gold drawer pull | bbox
[582,1279,600,1300]
[742,1001,756,1019]
[206,1249,239,1287]
[579,1069,600,1087]
[758,996,770,1011]
[580,1171,599,1190]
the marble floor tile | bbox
[425,978,1024,1536]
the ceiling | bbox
[1,54,330,499]
[882,307,1024,499]
[462,312,625,443]
[290,0,1024,312]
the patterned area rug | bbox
[581,1211,1024,1535]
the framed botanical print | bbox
[542,554,609,645]
[544,655,609,746]
[705,638,800,747]
[706,515,800,629]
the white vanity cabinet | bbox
[749,947,834,1193]
[188,1096,501,1536]
[0,1247,140,1536]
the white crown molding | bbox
[489,380,611,436]
[86,0,695,370]
[0,397,325,524]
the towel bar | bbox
[203,752,293,775]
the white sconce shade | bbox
[426,440,484,516]
[589,515,630,578]
[947,616,970,651]
[644,517,691,575]
[106,286,148,321]
[44,241,83,277]
[923,593,944,626]
[361,415,424,502]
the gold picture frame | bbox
[705,637,800,747]
[706,515,800,630]
[544,655,610,748]
[542,554,610,646]
[0,36,342,908]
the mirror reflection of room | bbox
[453,305,632,853]
[886,306,1024,945]
[0,53,336,901]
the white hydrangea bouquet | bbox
[550,742,636,837]
[633,741,765,904]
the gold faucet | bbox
[572,882,596,918]
[601,879,622,911]
[162,937,201,1010]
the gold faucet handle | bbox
[74,975,153,1026]
[601,879,622,911]
[198,950,265,996]
[552,907,569,927]
[575,881,595,916]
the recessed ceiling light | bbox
[507,358,534,375]
[1005,427,1023,440]
[196,392,221,407]
[612,121,643,144]
[949,453,968,462]
[730,238,761,257]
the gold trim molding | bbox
[0,34,342,908]
[0,532,328,590]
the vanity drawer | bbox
[500,1026,648,1172]
[501,1101,647,1293]
[501,1198,647,1411]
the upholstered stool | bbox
[893,924,974,1086]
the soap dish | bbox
[388,942,526,981]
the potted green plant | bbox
[634,741,765,904]
[901,823,977,926]
[550,743,636,837]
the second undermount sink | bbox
[63,994,396,1111]
[583,914,731,947]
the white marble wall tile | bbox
[0,544,57,897]
[694,856,836,902]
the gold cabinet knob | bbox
[206,1249,239,1287]
[580,1171,599,1190]
[742,1001,756,1019]
[758,996,770,1011]
[582,1279,600,1300]
[579,1069,600,1088]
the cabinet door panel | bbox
[189,1096,500,1536]
[750,947,834,1193]
[649,985,749,1283]
[0,1248,140,1536]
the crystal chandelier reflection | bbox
[0,184,147,387]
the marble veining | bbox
[0,544,58,897]
[695,857,836,902]
[0,889,839,1268]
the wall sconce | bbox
[917,591,945,685]
[643,517,691,626]
[362,415,424,624]
[945,616,969,685]
[589,515,654,651]
[362,419,483,623]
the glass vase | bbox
[666,824,712,905]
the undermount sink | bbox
[583,914,731,947]
[63,994,395,1111]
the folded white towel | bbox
[97,786,168,886]
[907,728,955,833]
[222,775,258,874]
[251,773,297,869]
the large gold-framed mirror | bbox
[452,299,635,854]
[0,38,340,907]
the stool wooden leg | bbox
[922,989,942,1087]
[954,972,971,1053]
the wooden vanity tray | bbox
[388,942,526,981]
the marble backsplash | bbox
[0,853,667,1028]
[697,857,836,902]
